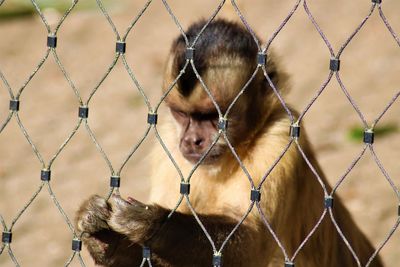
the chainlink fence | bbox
[0,0,399,266]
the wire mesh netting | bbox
[0,0,399,266]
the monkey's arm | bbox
[108,195,263,267]
[151,209,261,266]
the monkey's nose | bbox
[194,138,204,147]
[184,135,204,150]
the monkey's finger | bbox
[88,195,111,219]
[127,196,138,204]
[126,197,148,209]
[110,194,146,209]
[110,193,130,207]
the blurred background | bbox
[0,0,399,266]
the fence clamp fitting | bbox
[213,253,223,266]
[79,106,89,119]
[2,232,12,244]
[9,100,20,111]
[47,35,57,48]
[116,41,126,54]
[257,52,267,66]
[285,261,295,267]
[372,0,382,4]
[72,238,82,251]
[363,129,374,144]
[147,113,158,125]
[180,182,190,195]
[143,246,151,259]
[329,58,340,72]
[41,169,51,181]
[289,124,300,138]
[218,118,228,132]
[324,196,334,208]
[186,47,195,60]
[110,176,121,188]
[250,189,261,202]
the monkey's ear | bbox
[265,51,290,95]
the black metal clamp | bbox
[2,232,12,244]
[143,247,151,259]
[110,176,121,188]
[363,130,374,144]
[72,239,82,251]
[148,113,158,125]
[329,58,340,72]
[250,189,261,202]
[180,182,190,195]
[218,118,228,132]
[257,52,267,66]
[213,253,222,266]
[324,196,334,208]
[116,41,126,54]
[186,48,195,60]
[47,35,57,48]
[9,100,20,111]
[79,106,89,119]
[41,169,51,181]
[290,124,300,138]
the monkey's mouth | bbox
[183,152,222,165]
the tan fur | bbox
[148,108,382,266]
[149,53,382,267]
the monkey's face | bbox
[165,78,257,166]
[162,19,267,165]
[170,107,224,165]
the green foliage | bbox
[0,2,35,19]
[0,0,109,20]
[348,123,398,142]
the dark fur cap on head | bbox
[169,19,282,98]
[172,19,259,96]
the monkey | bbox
[75,19,383,267]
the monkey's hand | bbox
[107,194,167,244]
[76,195,111,234]
[75,195,142,266]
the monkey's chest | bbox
[173,178,251,217]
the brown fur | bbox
[75,19,383,267]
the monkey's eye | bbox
[171,109,188,122]
[192,112,219,122]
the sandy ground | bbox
[0,0,399,266]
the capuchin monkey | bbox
[75,19,383,267]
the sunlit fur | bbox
[150,19,382,266]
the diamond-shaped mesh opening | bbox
[55,11,116,98]
[334,152,398,233]
[329,150,400,266]
[16,59,79,160]
[0,121,45,220]
[123,0,182,106]
[87,61,149,166]
[304,0,374,47]
[0,5,48,89]
[338,15,400,118]
[5,190,75,266]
